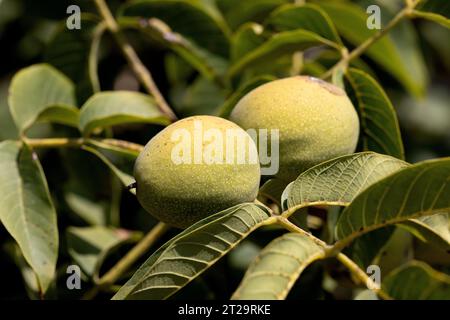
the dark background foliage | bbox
[0,0,449,300]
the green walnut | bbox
[230,76,360,182]
[134,115,261,229]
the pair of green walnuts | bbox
[134,76,360,228]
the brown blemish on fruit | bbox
[298,76,345,96]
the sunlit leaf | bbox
[79,91,170,136]
[8,64,76,133]
[36,105,80,128]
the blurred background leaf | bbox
[66,226,142,279]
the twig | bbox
[83,222,170,300]
[93,0,177,121]
[24,137,144,153]
[321,2,419,80]
[24,138,84,148]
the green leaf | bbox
[345,68,404,160]
[36,105,80,128]
[315,0,427,96]
[8,64,77,133]
[218,75,276,117]
[79,91,170,136]
[113,203,272,300]
[228,29,337,78]
[232,233,325,299]
[336,158,450,244]
[413,0,450,28]
[216,0,289,30]
[285,152,409,214]
[66,226,141,279]
[400,213,450,249]
[119,0,230,57]
[231,23,266,62]
[383,261,450,299]
[266,3,343,45]
[0,141,58,293]
[81,139,140,189]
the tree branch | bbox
[93,0,177,121]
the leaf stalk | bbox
[24,137,144,153]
